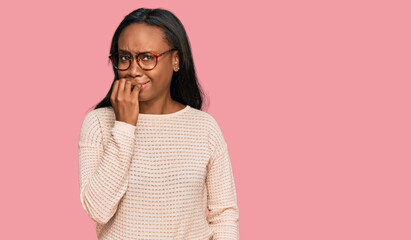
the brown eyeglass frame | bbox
[108,48,177,71]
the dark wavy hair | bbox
[88,8,208,112]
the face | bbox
[116,23,179,102]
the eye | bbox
[140,54,155,61]
[119,55,131,61]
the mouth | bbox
[139,80,151,89]
[132,80,150,90]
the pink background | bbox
[1,0,410,239]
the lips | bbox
[138,80,150,85]
[140,80,150,89]
[130,80,150,91]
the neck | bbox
[138,92,182,114]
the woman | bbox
[78,8,239,240]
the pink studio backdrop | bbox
[0,0,410,239]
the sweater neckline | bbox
[137,105,190,119]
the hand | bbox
[110,78,143,126]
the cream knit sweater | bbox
[78,105,239,240]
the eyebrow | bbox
[118,49,156,54]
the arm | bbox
[206,118,240,239]
[78,110,136,224]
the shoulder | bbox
[187,107,227,156]
[186,106,223,134]
[80,106,116,132]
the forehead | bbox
[118,23,169,52]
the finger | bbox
[131,83,142,99]
[124,80,132,96]
[111,80,119,104]
[118,78,127,97]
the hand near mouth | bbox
[131,80,150,91]
[110,78,145,126]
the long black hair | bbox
[88,8,207,112]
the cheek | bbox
[117,71,127,79]
[150,68,173,83]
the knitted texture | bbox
[78,105,239,239]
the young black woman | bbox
[78,8,239,240]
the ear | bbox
[173,51,180,72]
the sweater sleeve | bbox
[206,117,240,239]
[78,110,136,224]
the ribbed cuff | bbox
[113,120,137,134]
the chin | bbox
[138,95,147,101]
[138,94,152,102]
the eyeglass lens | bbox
[112,53,157,70]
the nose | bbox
[127,57,144,76]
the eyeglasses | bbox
[108,48,177,71]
